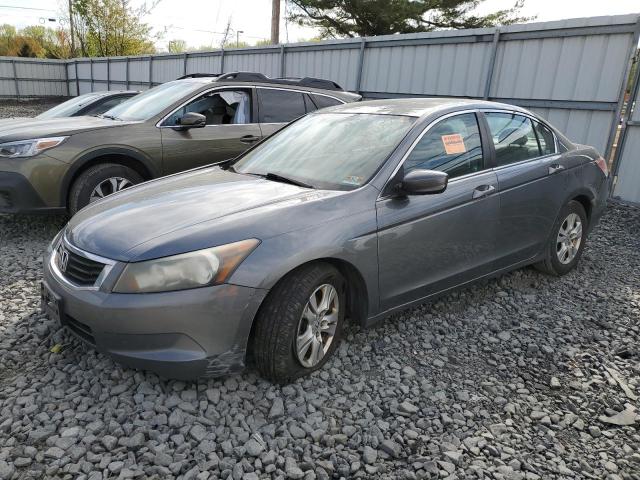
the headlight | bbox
[0,136,68,158]
[113,239,260,293]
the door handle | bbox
[548,163,565,175]
[240,135,260,144]
[472,184,496,199]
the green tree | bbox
[168,39,187,53]
[288,0,531,38]
[70,0,159,57]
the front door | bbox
[377,112,500,312]
[160,88,262,175]
[481,111,568,268]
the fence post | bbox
[89,58,94,92]
[125,57,130,90]
[183,52,188,76]
[483,28,501,100]
[106,58,110,90]
[64,60,70,97]
[74,60,79,96]
[355,37,366,94]
[148,55,153,87]
[280,44,285,77]
[220,48,225,73]
[11,60,19,98]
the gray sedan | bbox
[41,99,609,382]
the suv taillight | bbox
[595,157,608,177]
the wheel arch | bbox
[59,147,160,207]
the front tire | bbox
[68,163,143,215]
[252,263,346,383]
[536,200,588,276]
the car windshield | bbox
[103,81,204,121]
[233,113,416,190]
[36,93,103,119]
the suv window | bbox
[303,94,317,113]
[311,94,342,109]
[83,95,131,116]
[257,88,306,123]
[164,90,251,126]
[404,113,484,179]
[485,112,540,166]
[533,121,556,156]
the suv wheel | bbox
[69,163,143,215]
[252,263,346,383]
[536,200,588,276]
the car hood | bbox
[67,167,345,262]
[0,116,133,143]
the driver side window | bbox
[164,90,251,126]
[404,113,484,179]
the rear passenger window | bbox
[311,94,342,109]
[484,112,540,166]
[257,89,306,123]
[533,121,556,155]
[404,113,484,179]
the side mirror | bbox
[400,169,448,195]
[176,112,206,129]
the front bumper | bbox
[43,253,267,379]
[0,171,53,213]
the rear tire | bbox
[252,263,346,383]
[68,163,143,215]
[535,200,588,276]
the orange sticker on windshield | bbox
[442,134,466,154]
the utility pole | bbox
[68,0,75,56]
[236,30,243,48]
[271,0,280,45]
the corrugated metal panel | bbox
[0,79,16,96]
[78,81,92,95]
[223,51,280,76]
[614,127,640,203]
[152,57,182,82]
[129,58,149,83]
[92,61,108,81]
[109,61,126,85]
[186,55,221,75]
[491,33,633,101]
[286,48,359,91]
[362,42,491,96]
[77,62,91,79]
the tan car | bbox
[0,72,360,214]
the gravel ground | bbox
[0,100,639,479]
[0,204,639,480]
[0,99,63,119]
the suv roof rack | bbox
[177,73,220,79]
[217,71,344,91]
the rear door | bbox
[376,112,500,311]
[481,111,568,268]
[159,88,262,174]
[256,87,315,138]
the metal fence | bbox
[1,14,640,200]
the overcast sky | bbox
[0,0,639,51]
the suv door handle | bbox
[240,135,260,144]
[548,163,565,175]
[472,184,496,199]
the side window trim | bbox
[380,109,487,198]
[157,86,254,128]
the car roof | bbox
[321,98,531,117]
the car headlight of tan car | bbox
[113,239,260,293]
[0,136,68,158]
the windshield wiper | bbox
[253,172,314,189]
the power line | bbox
[0,5,56,12]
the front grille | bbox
[56,244,106,287]
[64,314,96,345]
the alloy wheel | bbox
[295,284,339,368]
[556,213,583,265]
[89,177,133,203]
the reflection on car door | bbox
[376,112,500,312]
[160,88,262,175]
[481,111,568,268]
[256,88,316,138]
